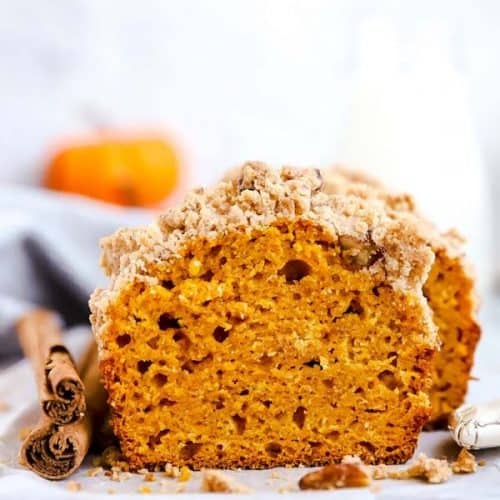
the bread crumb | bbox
[372,464,390,480]
[478,459,487,467]
[0,401,10,412]
[201,470,249,493]
[299,463,371,490]
[370,483,382,493]
[175,484,186,493]
[138,485,152,494]
[66,481,82,492]
[138,468,149,474]
[372,453,452,484]
[163,463,180,478]
[452,448,478,473]
[178,465,191,482]
[341,455,363,465]
[107,489,116,495]
[277,483,296,493]
[105,466,132,482]
[86,466,103,477]
[270,470,281,479]
[143,472,155,482]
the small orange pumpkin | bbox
[44,136,181,207]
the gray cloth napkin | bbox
[0,184,152,358]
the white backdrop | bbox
[1,0,499,284]
[1,1,499,182]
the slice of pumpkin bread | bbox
[323,168,481,427]
[90,162,438,470]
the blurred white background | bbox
[1,0,499,286]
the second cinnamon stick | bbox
[17,310,86,425]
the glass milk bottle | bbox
[339,19,491,291]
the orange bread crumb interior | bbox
[323,168,481,426]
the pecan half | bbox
[299,463,371,490]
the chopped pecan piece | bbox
[338,235,382,271]
[299,463,371,490]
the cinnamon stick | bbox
[17,309,106,480]
[19,417,92,480]
[17,310,86,425]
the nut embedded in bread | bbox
[90,162,438,470]
[322,167,481,427]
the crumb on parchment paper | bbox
[164,463,180,478]
[452,448,478,473]
[104,466,132,482]
[86,467,103,477]
[178,465,191,482]
[372,453,452,484]
[201,470,250,493]
[299,450,480,490]
[66,481,82,492]
[277,483,298,493]
[341,455,363,465]
[84,449,479,495]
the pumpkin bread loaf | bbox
[90,163,439,470]
[322,168,481,427]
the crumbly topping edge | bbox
[322,166,480,316]
[89,162,436,355]
[322,167,467,260]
